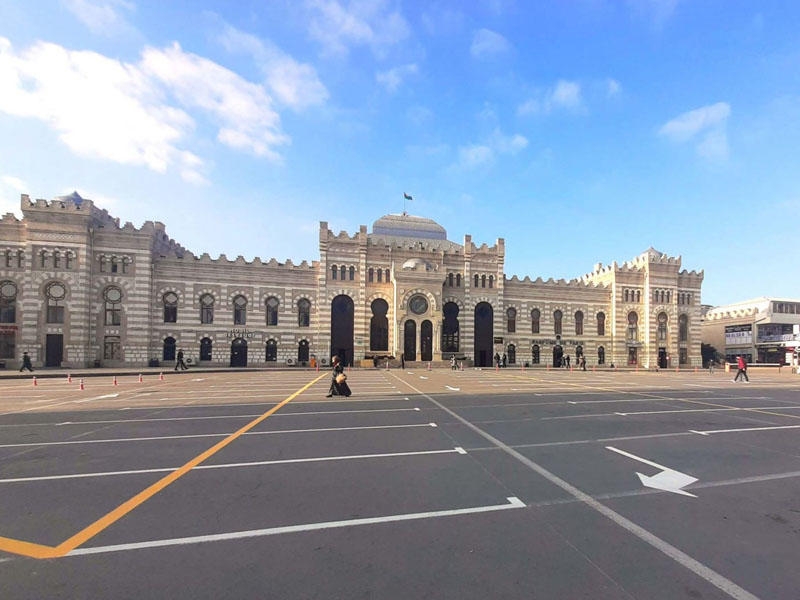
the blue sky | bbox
[0,0,798,306]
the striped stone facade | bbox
[0,193,705,369]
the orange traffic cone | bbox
[113,376,118,386]
[32,376,37,386]
[79,378,85,390]
[159,372,164,381]
[67,373,72,383]
[138,373,143,383]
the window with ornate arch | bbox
[349,266,355,280]
[368,268,374,283]
[340,265,346,280]
[298,298,311,327]
[45,282,67,324]
[200,294,214,324]
[553,310,563,335]
[265,339,277,362]
[679,314,688,342]
[531,308,541,334]
[627,311,639,341]
[474,274,479,287]
[331,265,338,280]
[265,296,279,326]
[657,312,668,341]
[104,286,123,326]
[163,292,178,323]
[532,344,540,364]
[597,312,606,336]
[506,307,516,333]
[233,295,247,325]
[574,311,584,335]
[200,337,213,361]
[0,281,17,324]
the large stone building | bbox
[0,192,705,369]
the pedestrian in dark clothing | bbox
[494,352,501,368]
[733,355,749,382]
[580,356,586,371]
[19,352,33,372]
[565,355,571,368]
[501,353,507,368]
[400,354,405,369]
[175,349,188,371]
[326,356,351,397]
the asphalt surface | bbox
[0,367,799,599]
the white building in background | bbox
[703,297,800,365]
[0,192,705,370]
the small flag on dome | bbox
[403,193,413,200]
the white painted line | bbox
[67,497,526,556]
[393,375,760,600]
[0,423,438,449]
[605,446,669,471]
[0,448,463,483]
[690,424,800,435]
[445,386,460,391]
[455,447,467,454]
[6,407,423,428]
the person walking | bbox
[501,353,507,368]
[326,355,351,397]
[175,349,189,371]
[19,351,34,372]
[708,359,715,375]
[450,355,457,370]
[732,355,749,382]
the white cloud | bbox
[659,102,731,160]
[304,0,410,58]
[217,23,328,110]
[606,78,621,97]
[518,79,583,115]
[470,28,510,58]
[453,128,528,170]
[0,37,291,182]
[1,175,27,192]
[63,0,136,36]
[376,63,418,93]
[0,175,28,216]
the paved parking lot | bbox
[1,367,799,599]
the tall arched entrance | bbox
[552,344,563,367]
[331,295,354,366]
[403,320,416,361]
[420,320,433,362]
[474,302,493,367]
[230,338,248,367]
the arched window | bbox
[574,311,584,335]
[507,344,516,365]
[265,297,279,326]
[331,265,337,280]
[385,269,390,282]
[163,336,176,361]
[507,307,516,333]
[488,275,493,288]
[265,339,277,362]
[679,314,688,342]
[481,274,486,288]
[233,295,247,325]
[627,311,638,341]
[442,302,460,353]
[45,282,67,324]
[163,292,178,323]
[340,265,346,280]
[474,274,479,287]
[553,310,563,335]
[298,298,311,327]
[531,308,540,334]
[532,344,540,364]
[598,346,605,365]
[370,299,389,351]
[456,273,461,287]
[104,286,123,326]
[200,294,214,324]
[368,268,374,282]
[448,273,454,287]
[377,268,383,283]
[349,266,355,280]
[624,289,629,302]
[0,281,17,324]
[298,340,310,363]
[658,312,668,341]
[597,312,606,336]
[200,337,212,361]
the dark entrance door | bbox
[331,295,354,366]
[473,302,493,367]
[404,320,416,361]
[420,320,433,362]
[45,334,63,367]
[552,344,563,368]
[658,347,667,369]
[230,338,248,367]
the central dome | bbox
[371,213,447,240]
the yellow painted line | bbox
[0,374,326,559]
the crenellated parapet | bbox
[506,274,608,289]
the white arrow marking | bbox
[445,386,460,391]
[419,376,428,380]
[606,446,698,497]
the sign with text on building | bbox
[725,324,752,345]
[757,323,798,343]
